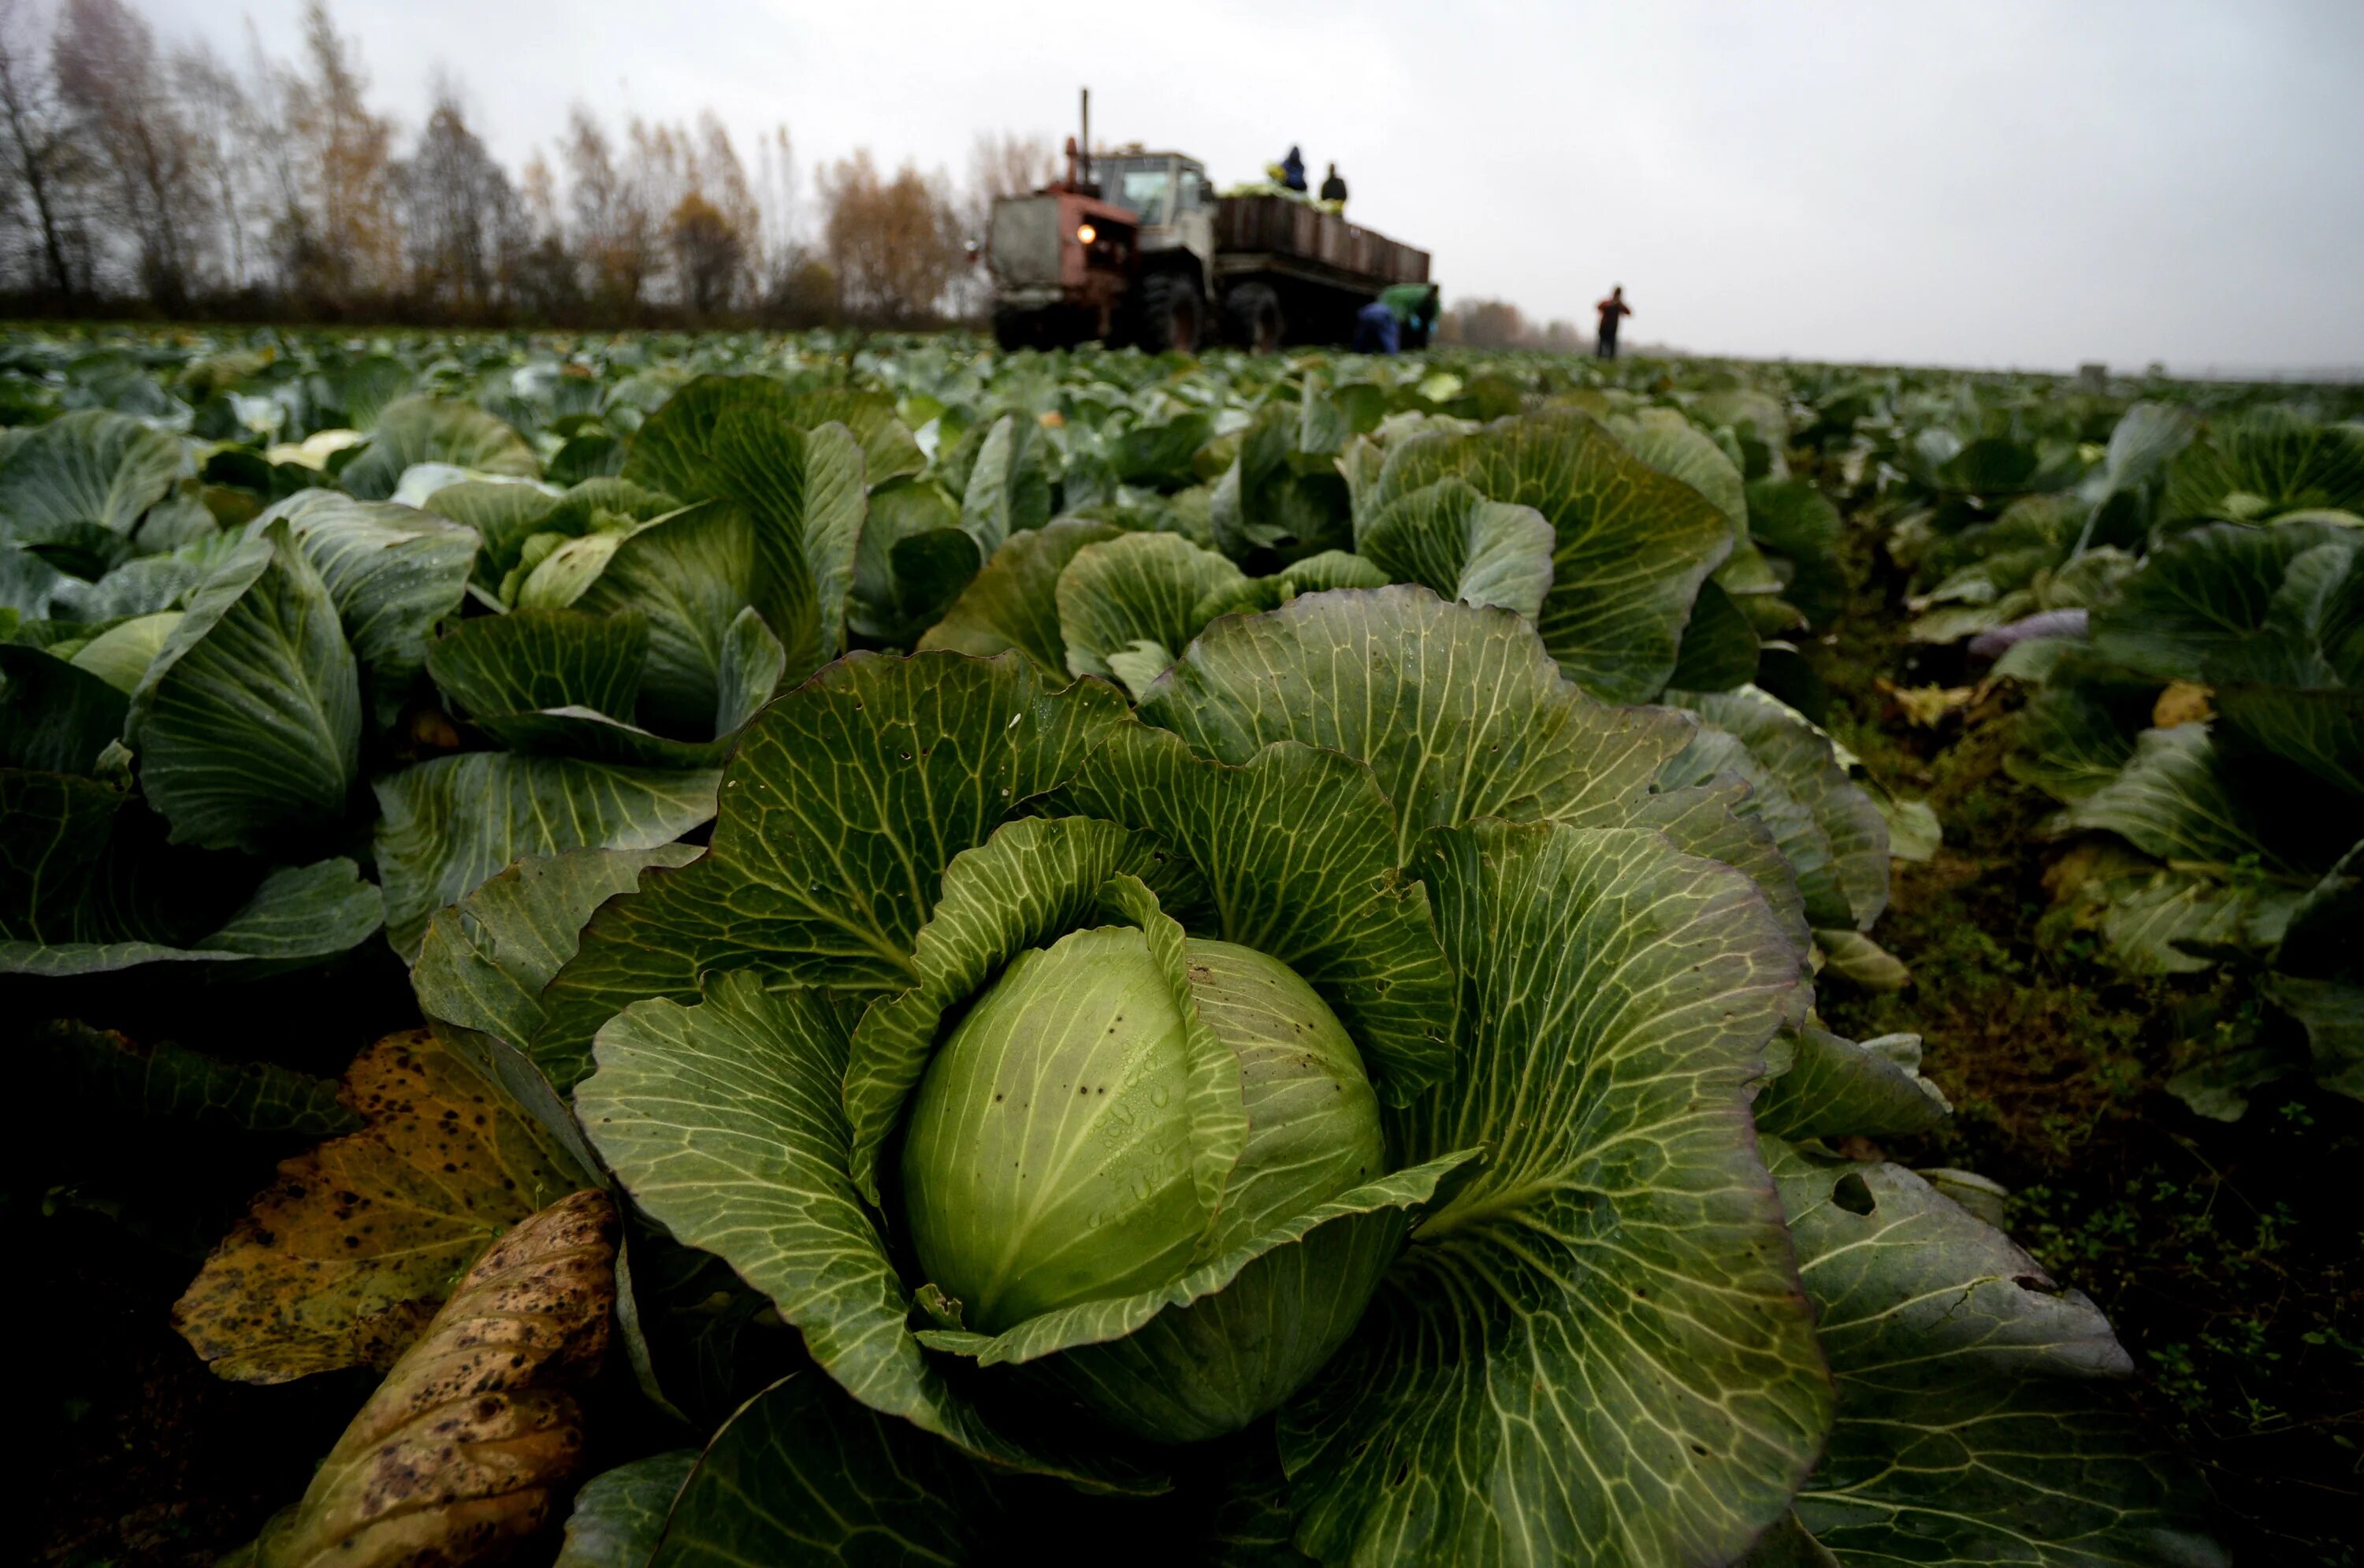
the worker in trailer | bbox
[1595,284,1632,360]
[1319,162,1348,206]
[1272,146,1307,192]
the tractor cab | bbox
[1094,147,1216,284]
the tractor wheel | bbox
[1226,282,1284,353]
[1138,272,1203,354]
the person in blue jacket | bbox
[1278,146,1307,192]
[1352,299,1400,354]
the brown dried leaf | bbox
[1876,677,1977,729]
[2152,679,2214,729]
[175,1030,578,1384]
[244,1189,618,1568]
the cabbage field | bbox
[6,328,2360,1567]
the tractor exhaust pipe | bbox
[1080,87,1092,191]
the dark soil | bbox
[5,946,417,1568]
[1811,515,2364,1567]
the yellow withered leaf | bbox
[2152,679,2214,729]
[175,1030,579,1383]
[239,1189,618,1568]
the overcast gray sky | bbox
[157,0,2364,374]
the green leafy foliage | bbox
[4,329,2270,1568]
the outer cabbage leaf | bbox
[1755,1027,1950,1140]
[1278,819,1830,1567]
[959,412,1055,554]
[372,752,719,960]
[232,1191,615,1568]
[173,1031,582,1383]
[1352,477,1554,621]
[2056,724,2291,871]
[1612,406,1747,528]
[426,605,645,725]
[1372,410,1734,702]
[0,407,182,571]
[124,519,361,853]
[1746,479,1849,629]
[1209,403,1354,563]
[783,387,926,486]
[1769,1143,2227,1567]
[251,490,479,725]
[0,772,381,973]
[1667,578,1763,692]
[29,1020,359,1136]
[644,1374,1013,1567]
[847,477,976,645]
[557,1451,697,1568]
[412,843,706,1053]
[2164,406,2364,524]
[1139,585,1696,865]
[421,477,563,591]
[623,373,868,674]
[0,641,129,771]
[531,651,1128,1087]
[2265,842,2364,1100]
[1057,529,1244,691]
[917,517,1122,671]
[2012,685,2139,804]
[337,396,540,500]
[2087,519,2351,682]
[1672,686,1890,930]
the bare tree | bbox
[509,150,581,321]
[277,0,397,304]
[753,124,794,273]
[396,80,520,314]
[0,0,84,297]
[697,117,756,256]
[564,106,649,314]
[665,191,741,316]
[173,42,257,292]
[820,148,960,325]
[962,129,1056,232]
[53,0,200,305]
[1438,298,1532,351]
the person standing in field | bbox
[1595,284,1632,359]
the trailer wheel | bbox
[1137,272,1202,354]
[992,307,1033,351]
[1226,283,1284,353]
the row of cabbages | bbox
[1842,389,2363,1116]
[2,335,2215,1565]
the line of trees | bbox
[1433,298,1590,354]
[0,0,1057,327]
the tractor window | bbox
[1177,166,1205,212]
[1117,167,1172,226]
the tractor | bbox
[986,91,1433,354]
